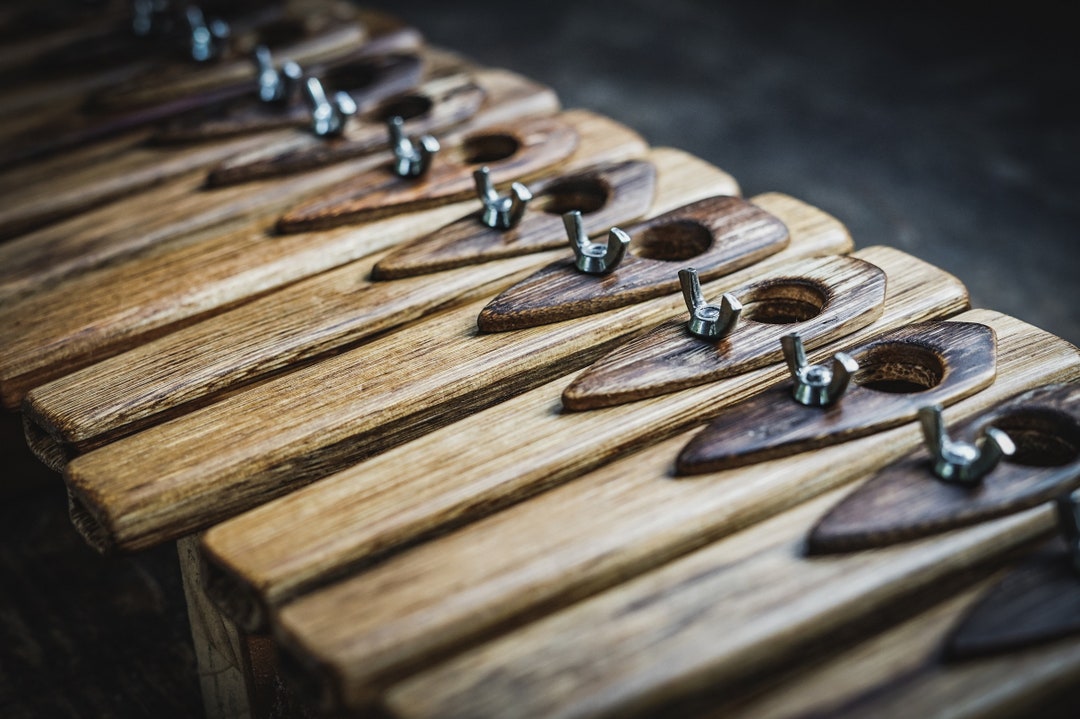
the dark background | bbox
[3,1,1078,716]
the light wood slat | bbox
[63,191,845,554]
[0,67,559,305]
[201,243,962,636]
[0,79,570,411]
[381,502,1051,719]
[263,308,1080,712]
[24,146,695,457]
[713,574,1075,719]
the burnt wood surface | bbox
[809,383,1080,553]
[477,195,788,331]
[562,254,886,409]
[676,321,999,474]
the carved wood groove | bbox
[808,383,1080,553]
[276,114,580,232]
[371,159,658,279]
[675,321,999,475]
[206,70,488,186]
[476,195,790,332]
[562,254,887,409]
[152,52,424,143]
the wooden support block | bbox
[63,190,838,554]
[24,146,688,457]
[201,243,965,638]
[0,66,559,305]
[265,310,1076,713]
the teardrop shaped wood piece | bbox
[276,114,578,233]
[676,321,999,475]
[945,537,1080,659]
[151,53,424,144]
[206,71,487,186]
[476,195,790,332]
[807,383,1080,553]
[562,254,887,409]
[370,160,657,279]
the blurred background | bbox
[3,1,1077,716]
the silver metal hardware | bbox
[305,77,358,138]
[473,166,532,229]
[678,268,741,339]
[564,210,629,275]
[185,5,230,62]
[918,404,1016,485]
[781,333,859,407]
[254,45,302,104]
[387,116,439,177]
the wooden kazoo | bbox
[370,159,657,279]
[808,383,1080,554]
[562,254,887,409]
[275,113,580,233]
[195,245,963,638]
[0,8,417,169]
[476,194,791,332]
[675,321,1001,475]
[258,310,1072,715]
[150,52,425,144]
[0,68,558,305]
[21,112,654,459]
[206,66,489,187]
[59,190,872,558]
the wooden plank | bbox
[0,66,559,305]
[63,191,841,554]
[24,147,684,458]
[379,498,1050,718]
[200,243,964,636]
[0,73,564,410]
[263,311,1075,713]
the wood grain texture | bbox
[809,383,1080,553]
[945,537,1080,659]
[476,195,789,331]
[23,122,655,456]
[380,485,1056,718]
[200,245,958,637]
[64,191,847,557]
[267,311,1066,713]
[276,115,580,232]
[562,254,887,409]
[206,65,488,187]
[371,159,658,278]
[675,321,999,474]
[152,52,425,143]
[178,535,254,719]
[0,72,562,409]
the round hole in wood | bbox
[740,278,829,324]
[462,133,520,164]
[541,178,611,215]
[631,220,713,261]
[375,94,433,121]
[988,409,1080,467]
[252,19,307,48]
[854,342,946,394]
